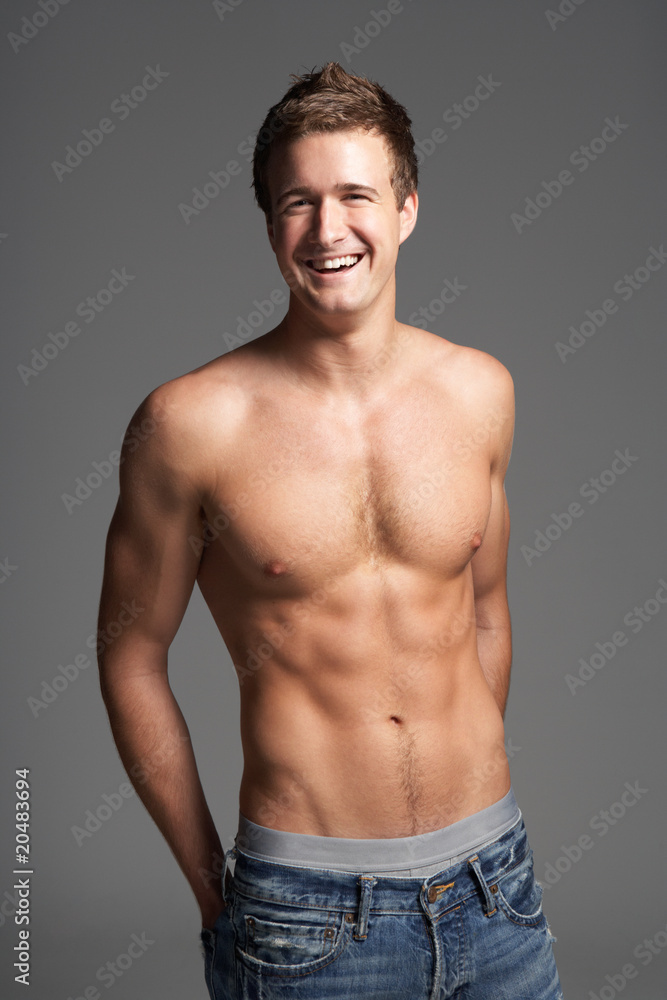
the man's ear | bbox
[398,191,418,246]
[266,215,276,253]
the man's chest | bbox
[199,390,496,585]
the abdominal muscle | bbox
[205,560,510,840]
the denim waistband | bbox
[229,809,529,919]
[235,787,520,875]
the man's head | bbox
[251,64,419,322]
[252,62,418,221]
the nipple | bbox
[263,561,289,577]
[471,532,483,550]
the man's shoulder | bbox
[452,343,514,403]
[408,327,514,400]
[136,354,249,436]
[121,354,252,474]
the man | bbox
[98,63,562,999]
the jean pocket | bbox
[494,849,544,926]
[234,899,350,977]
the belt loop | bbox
[467,854,497,917]
[222,845,238,904]
[354,875,377,940]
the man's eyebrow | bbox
[335,183,380,197]
[276,183,381,206]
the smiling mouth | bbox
[305,253,365,273]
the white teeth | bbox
[311,254,360,270]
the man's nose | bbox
[309,199,347,247]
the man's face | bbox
[265,129,418,320]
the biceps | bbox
[471,477,510,610]
[98,499,203,668]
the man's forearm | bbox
[475,623,512,718]
[99,667,224,924]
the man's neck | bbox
[267,294,409,397]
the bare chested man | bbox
[98,63,562,999]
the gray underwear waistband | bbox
[236,787,521,876]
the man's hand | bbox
[201,897,227,931]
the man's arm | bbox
[97,386,225,928]
[470,362,515,719]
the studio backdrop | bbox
[1,1,665,997]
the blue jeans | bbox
[200,813,562,999]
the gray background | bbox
[1,1,666,997]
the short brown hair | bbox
[252,62,418,218]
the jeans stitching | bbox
[495,856,544,926]
[458,898,469,995]
[235,917,353,980]
[203,928,218,998]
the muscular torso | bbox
[190,326,511,838]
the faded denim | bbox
[200,814,562,999]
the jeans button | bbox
[427,886,438,903]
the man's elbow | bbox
[474,592,511,632]
[97,640,169,706]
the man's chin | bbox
[299,293,369,319]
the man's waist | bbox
[235,786,520,874]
